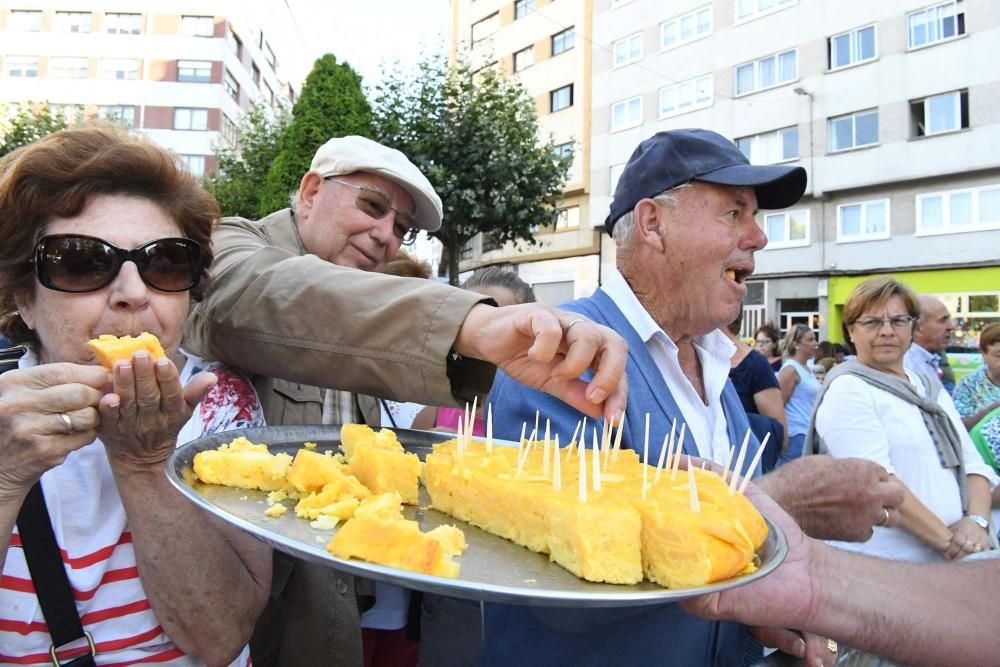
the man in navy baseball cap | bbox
[483,133,878,665]
[605,127,806,234]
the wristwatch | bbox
[965,513,991,530]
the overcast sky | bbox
[286,0,451,91]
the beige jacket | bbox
[184,209,493,667]
[185,209,495,418]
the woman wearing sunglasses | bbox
[0,127,270,665]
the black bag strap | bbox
[4,348,97,666]
[16,485,96,666]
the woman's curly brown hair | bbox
[0,126,219,343]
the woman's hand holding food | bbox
[98,351,216,471]
[0,363,108,497]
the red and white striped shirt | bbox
[1,350,264,665]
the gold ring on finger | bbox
[876,507,889,526]
[59,412,74,434]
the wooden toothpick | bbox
[543,419,551,477]
[722,444,735,485]
[578,431,587,504]
[591,427,602,492]
[729,428,751,495]
[687,455,700,512]
[469,396,478,450]
[486,403,493,453]
[671,423,686,480]
[567,419,582,463]
[553,434,561,491]
[738,433,771,495]
[611,410,626,463]
[641,413,650,500]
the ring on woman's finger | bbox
[973,543,983,551]
[876,507,890,526]
[826,638,838,653]
[58,412,74,434]
[566,318,585,333]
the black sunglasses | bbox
[34,234,203,293]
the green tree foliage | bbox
[371,54,571,284]
[0,102,68,158]
[203,101,291,219]
[259,54,374,213]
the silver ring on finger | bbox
[59,412,74,434]
[566,318,585,333]
[974,543,983,551]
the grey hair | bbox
[461,266,536,304]
[611,182,692,245]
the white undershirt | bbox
[601,271,735,465]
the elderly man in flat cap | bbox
[185,136,629,666]
[485,129,905,666]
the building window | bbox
[661,5,712,50]
[52,104,83,125]
[227,28,242,58]
[828,24,876,69]
[252,63,261,86]
[556,206,580,230]
[553,142,574,160]
[612,33,643,68]
[916,184,1000,235]
[610,164,625,193]
[763,209,810,248]
[50,57,89,79]
[222,114,239,145]
[659,74,712,118]
[611,96,642,132]
[105,12,142,35]
[178,60,212,83]
[829,109,879,151]
[263,81,275,106]
[264,43,276,69]
[514,0,535,20]
[98,105,136,127]
[513,46,534,72]
[181,15,215,37]
[174,108,209,131]
[54,11,92,33]
[224,69,240,101]
[471,13,499,44]
[9,10,42,32]
[100,59,139,80]
[908,0,965,49]
[735,49,797,95]
[5,55,38,78]
[837,199,890,242]
[735,0,796,22]
[180,155,207,177]
[552,27,575,55]
[736,126,798,164]
[550,85,573,112]
[910,90,968,137]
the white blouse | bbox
[816,369,998,562]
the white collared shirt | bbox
[904,342,945,390]
[601,271,736,464]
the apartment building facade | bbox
[591,0,1000,343]
[0,1,302,176]
[451,0,600,304]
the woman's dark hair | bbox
[0,126,219,343]
[461,266,536,304]
[814,340,836,362]
[754,324,780,349]
[979,322,1000,353]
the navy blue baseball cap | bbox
[605,128,807,235]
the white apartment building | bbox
[451,0,600,304]
[589,0,1000,344]
[0,0,303,176]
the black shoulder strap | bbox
[4,349,97,666]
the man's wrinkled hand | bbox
[758,456,905,542]
[454,303,628,421]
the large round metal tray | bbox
[167,425,786,607]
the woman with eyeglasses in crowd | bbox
[777,322,821,465]
[0,127,270,664]
[807,277,997,565]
